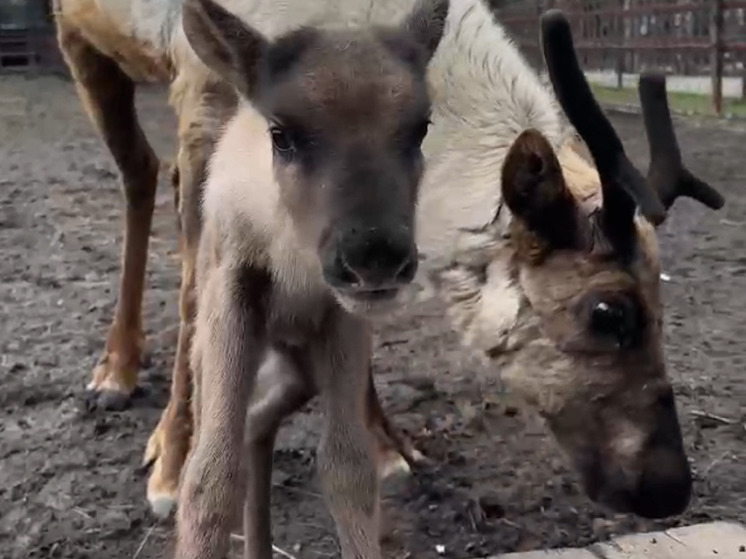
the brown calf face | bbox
[261,31,432,313]
[500,130,691,519]
[182,0,449,316]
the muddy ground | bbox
[1,73,745,559]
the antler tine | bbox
[540,9,666,230]
[638,71,725,211]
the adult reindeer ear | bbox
[400,0,450,63]
[502,129,580,251]
[182,0,268,99]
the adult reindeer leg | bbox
[145,79,238,517]
[365,364,426,477]
[56,22,159,410]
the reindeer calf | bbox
[175,0,448,557]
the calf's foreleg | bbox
[241,348,314,558]
[313,312,382,559]
[175,265,265,559]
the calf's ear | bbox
[182,0,268,100]
[400,0,450,63]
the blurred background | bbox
[2,1,743,115]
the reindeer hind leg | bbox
[365,359,429,480]
[144,82,238,517]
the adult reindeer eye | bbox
[589,299,639,349]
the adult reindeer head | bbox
[182,0,449,315]
[497,10,723,519]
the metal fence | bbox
[496,0,746,114]
[0,0,64,73]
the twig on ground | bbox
[72,507,93,521]
[132,525,156,559]
[690,410,736,425]
[703,450,732,476]
[230,533,299,559]
[272,482,322,499]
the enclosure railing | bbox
[495,0,746,115]
[0,0,63,74]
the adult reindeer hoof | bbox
[374,425,430,480]
[378,445,429,480]
[144,430,180,518]
[143,405,191,518]
[146,466,179,519]
[85,337,147,410]
[82,386,132,411]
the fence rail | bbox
[496,0,746,114]
[0,0,64,74]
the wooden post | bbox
[710,0,725,116]
[614,0,624,89]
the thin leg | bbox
[312,311,381,559]
[365,365,426,479]
[175,264,265,559]
[242,348,313,559]
[57,22,159,410]
[144,82,237,516]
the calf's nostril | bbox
[339,233,415,286]
[335,253,363,286]
[394,252,418,282]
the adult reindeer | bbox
[53,0,723,534]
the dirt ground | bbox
[1,73,745,559]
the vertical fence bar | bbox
[710,0,725,115]
[615,0,624,88]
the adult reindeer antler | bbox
[539,9,724,240]
[638,72,725,211]
[540,9,666,241]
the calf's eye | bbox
[270,126,295,154]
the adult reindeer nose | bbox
[631,445,692,518]
[334,226,417,288]
[630,389,692,519]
